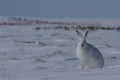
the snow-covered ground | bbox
[0,17,120,80]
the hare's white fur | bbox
[76,30,104,69]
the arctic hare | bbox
[76,30,104,69]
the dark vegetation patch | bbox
[14,40,46,46]
[0,17,120,31]
[107,56,117,59]
[34,25,117,31]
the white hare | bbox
[76,30,104,69]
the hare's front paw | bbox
[78,63,85,69]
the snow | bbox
[0,17,120,80]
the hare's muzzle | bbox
[81,43,84,47]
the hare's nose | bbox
[81,43,84,47]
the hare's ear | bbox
[83,31,89,39]
[76,30,83,37]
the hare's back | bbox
[86,43,104,67]
[86,43,104,60]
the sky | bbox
[0,0,120,18]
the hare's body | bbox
[76,42,104,68]
[76,31,104,69]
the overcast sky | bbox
[0,0,120,18]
